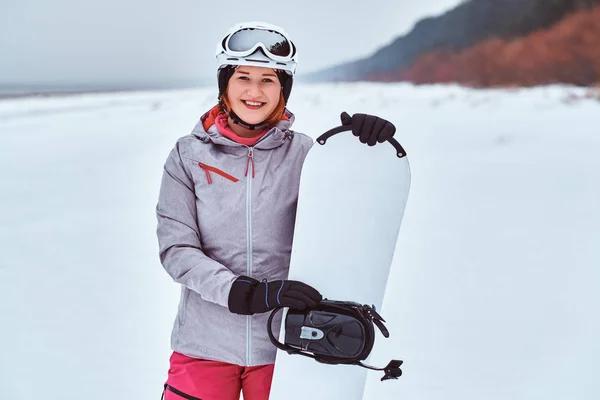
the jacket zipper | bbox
[198,162,239,183]
[245,146,255,366]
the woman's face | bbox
[225,66,282,125]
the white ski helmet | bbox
[216,21,297,105]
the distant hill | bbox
[388,5,600,87]
[300,0,600,85]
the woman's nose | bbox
[246,82,262,97]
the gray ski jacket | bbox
[156,107,314,366]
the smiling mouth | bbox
[242,100,266,109]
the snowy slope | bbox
[0,83,598,400]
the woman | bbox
[156,21,396,400]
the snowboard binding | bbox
[267,299,403,381]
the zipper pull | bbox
[245,147,255,178]
[198,162,212,184]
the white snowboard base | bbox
[269,132,411,400]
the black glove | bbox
[340,111,396,146]
[228,276,323,315]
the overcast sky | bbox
[1,0,462,88]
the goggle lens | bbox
[227,28,292,58]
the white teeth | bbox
[244,101,263,106]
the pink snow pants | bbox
[163,352,275,400]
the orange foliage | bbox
[381,5,600,87]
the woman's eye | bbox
[238,76,249,80]
[263,78,274,83]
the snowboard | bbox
[268,124,411,400]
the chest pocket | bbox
[184,157,243,186]
[185,157,247,200]
[183,157,247,253]
[198,162,240,184]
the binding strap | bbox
[266,305,403,381]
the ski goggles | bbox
[223,28,295,62]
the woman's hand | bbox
[228,276,322,315]
[340,111,396,146]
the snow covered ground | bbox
[1,82,598,399]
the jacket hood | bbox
[191,105,296,150]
